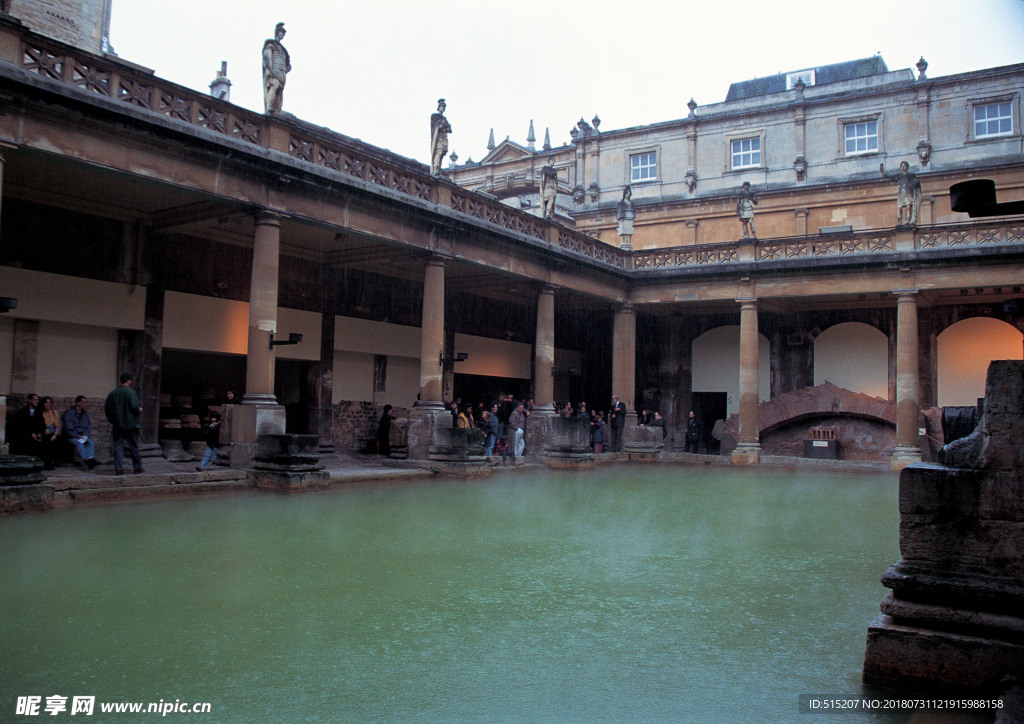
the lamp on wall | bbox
[269,332,303,349]
[440,352,468,365]
[0,297,15,313]
[950,180,1024,217]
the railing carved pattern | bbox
[19,39,1024,272]
[918,225,1024,249]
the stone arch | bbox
[937,317,1023,407]
[813,321,888,399]
[692,325,769,417]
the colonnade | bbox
[232,212,923,469]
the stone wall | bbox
[329,401,410,453]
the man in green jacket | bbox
[105,372,144,475]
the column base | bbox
[407,401,449,460]
[731,442,761,466]
[889,444,922,470]
[229,403,286,444]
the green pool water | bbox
[1,466,903,722]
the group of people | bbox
[450,393,530,466]
[8,392,98,470]
[5,374,144,473]
[5,374,226,475]
[444,393,664,458]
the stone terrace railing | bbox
[634,220,1024,271]
[14,30,630,269]
[11,31,1024,275]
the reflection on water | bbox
[1,466,901,722]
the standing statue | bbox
[879,161,923,226]
[539,159,558,219]
[737,181,758,238]
[430,99,452,176]
[616,185,635,221]
[262,23,291,114]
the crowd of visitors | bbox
[441,392,671,458]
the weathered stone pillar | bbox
[533,285,556,414]
[10,318,39,395]
[418,255,446,406]
[315,310,335,452]
[891,290,922,469]
[732,298,761,465]
[612,303,636,412]
[232,211,286,462]
[243,211,283,406]
[407,255,447,459]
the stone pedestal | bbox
[227,403,286,468]
[428,425,490,478]
[624,423,664,462]
[249,434,329,492]
[0,454,52,513]
[863,360,1024,696]
[407,403,447,460]
[543,416,595,470]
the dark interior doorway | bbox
[691,391,728,454]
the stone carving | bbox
[571,184,585,204]
[737,181,758,238]
[916,139,932,167]
[880,161,922,226]
[793,155,807,180]
[430,99,452,176]
[262,23,290,114]
[588,182,600,203]
[540,159,558,219]
[684,169,697,192]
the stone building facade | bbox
[0,10,1021,469]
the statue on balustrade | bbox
[430,99,453,176]
[880,161,922,227]
[262,23,291,114]
[540,160,558,219]
[737,181,758,239]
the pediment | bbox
[480,140,534,164]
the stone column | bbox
[612,303,636,413]
[418,255,446,407]
[406,255,447,459]
[732,298,761,465]
[243,211,282,406]
[232,211,286,459]
[315,310,335,452]
[534,285,556,414]
[891,290,922,469]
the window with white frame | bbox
[844,119,878,155]
[786,69,816,89]
[630,152,657,182]
[731,136,761,169]
[974,101,1013,138]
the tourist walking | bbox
[196,410,221,471]
[104,372,144,475]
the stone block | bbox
[0,482,54,513]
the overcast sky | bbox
[109,0,1024,166]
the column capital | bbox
[254,209,287,226]
[424,253,446,269]
[615,301,636,316]
[539,283,557,296]
[736,297,758,309]
[893,289,919,299]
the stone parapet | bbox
[863,360,1024,695]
